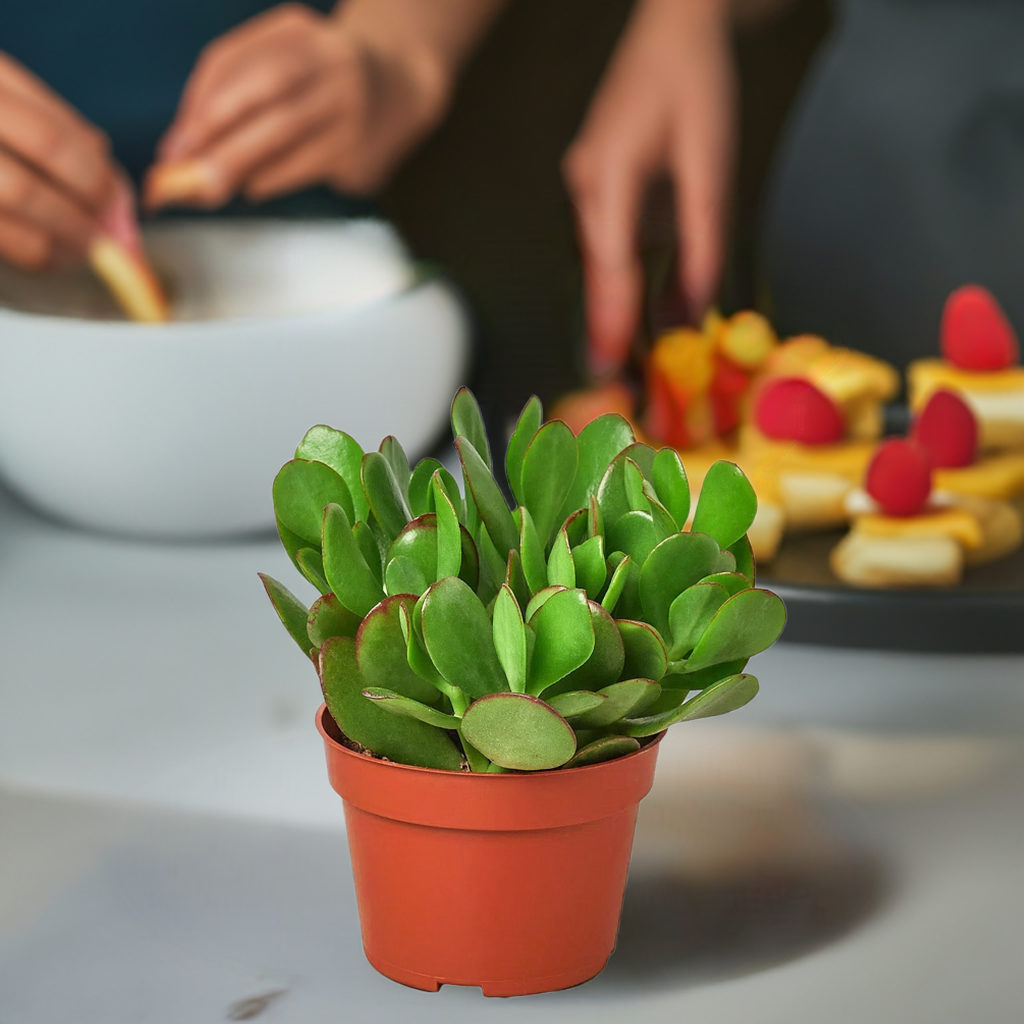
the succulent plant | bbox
[260,388,786,773]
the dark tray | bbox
[757,530,1024,653]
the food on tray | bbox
[88,180,169,323]
[908,285,1024,450]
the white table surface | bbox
[2,479,1023,1022]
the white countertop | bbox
[2,480,1022,1022]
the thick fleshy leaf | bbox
[385,555,429,597]
[379,435,411,499]
[452,386,492,471]
[432,472,462,580]
[600,554,632,615]
[273,459,353,546]
[275,516,309,574]
[521,421,579,550]
[571,678,661,728]
[620,673,759,736]
[357,595,440,704]
[685,589,787,671]
[609,551,644,619]
[641,479,678,540]
[307,592,360,650]
[421,577,509,698]
[729,535,756,583]
[296,547,329,594]
[259,573,311,654]
[639,531,721,637]
[361,451,412,542]
[387,514,479,594]
[320,637,462,770]
[402,603,466,709]
[607,510,658,566]
[456,436,519,560]
[596,443,658,528]
[668,657,748,691]
[505,549,530,610]
[624,458,648,513]
[560,413,636,522]
[644,683,691,715]
[699,572,750,597]
[518,505,548,595]
[352,520,383,587]
[322,503,385,617]
[295,425,368,521]
[361,687,459,729]
[547,690,608,720]
[667,582,731,659]
[546,601,625,695]
[691,460,758,549]
[492,585,527,693]
[461,693,576,770]
[618,620,668,681]
[525,585,566,622]
[565,735,641,768]
[547,527,576,588]
[588,494,602,540]
[526,588,595,695]
[713,548,737,574]
[475,520,506,605]
[572,534,606,599]
[460,731,492,772]
[652,447,690,528]
[506,395,543,507]
[407,458,444,517]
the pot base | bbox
[366,949,609,997]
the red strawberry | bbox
[753,377,845,445]
[710,354,749,434]
[941,285,1019,371]
[865,439,933,517]
[912,389,978,468]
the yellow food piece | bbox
[715,311,777,369]
[650,328,715,398]
[830,531,963,589]
[88,236,169,323]
[936,452,1024,500]
[853,506,985,550]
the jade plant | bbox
[260,388,786,772]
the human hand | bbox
[147,3,452,209]
[563,0,736,377]
[0,53,120,270]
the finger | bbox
[564,145,647,378]
[0,209,52,270]
[0,85,116,213]
[0,149,98,253]
[243,128,339,201]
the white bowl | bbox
[0,220,470,538]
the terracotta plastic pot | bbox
[317,705,663,996]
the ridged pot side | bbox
[317,705,663,996]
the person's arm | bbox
[0,53,119,269]
[564,0,797,377]
[147,0,508,209]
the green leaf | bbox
[322,502,385,617]
[600,554,632,615]
[361,452,412,543]
[565,735,641,768]
[652,447,690,528]
[572,534,606,600]
[547,527,576,589]
[596,443,658,533]
[546,601,625,695]
[294,425,368,521]
[475,520,506,605]
[275,516,309,575]
[729,535,756,583]
[667,582,731,660]
[685,589,787,671]
[571,678,662,728]
[361,687,459,729]
[352,520,383,588]
[714,548,738,574]
[385,555,429,597]
[668,658,748,691]
[560,413,636,522]
[432,472,462,580]
[452,386,492,472]
[259,573,311,655]
[456,436,519,561]
[320,637,462,770]
[492,585,527,693]
[525,585,566,622]
[526,588,595,695]
[505,549,530,610]
[588,494,602,540]
[607,510,658,567]
[691,460,758,549]
[620,673,760,736]
[421,577,509,698]
[357,595,440,705]
[273,459,354,546]
[521,421,579,551]
[546,690,608,721]
[506,395,543,507]
[407,458,444,517]
[639,531,721,637]
[618,620,668,681]
[402,603,466,709]
[307,592,360,650]
[378,436,411,499]
[644,684,691,715]
[296,547,329,594]
[699,572,750,597]
[518,505,548,596]
[460,693,576,771]
[641,479,678,541]
[624,458,648,513]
